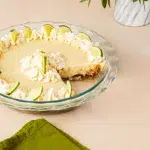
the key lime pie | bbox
[0,24,105,101]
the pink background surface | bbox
[0,0,150,150]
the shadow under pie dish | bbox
[0,22,118,111]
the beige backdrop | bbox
[0,0,150,150]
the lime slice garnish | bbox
[9,29,18,45]
[23,26,32,38]
[43,56,47,74]
[57,25,72,35]
[67,80,72,96]
[29,86,43,101]
[91,46,103,57]
[39,51,47,74]
[42,24,54,37]
[76,32,91,41]
[7,82,20,95]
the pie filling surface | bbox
[0,24,105,101]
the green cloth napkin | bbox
[0,118,89,150]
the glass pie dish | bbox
[0,21,119,111]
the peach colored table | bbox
[0,0,150,150]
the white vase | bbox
[114,0,150,26]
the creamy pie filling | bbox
[0,24,104,101]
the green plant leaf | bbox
[102,0,107,8]
[80,0,88,2]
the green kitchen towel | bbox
[0,118,89,150]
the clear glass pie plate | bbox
[0,21,119,111]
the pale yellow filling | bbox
[0,39,91,90]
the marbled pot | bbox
[114,0,150,26]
